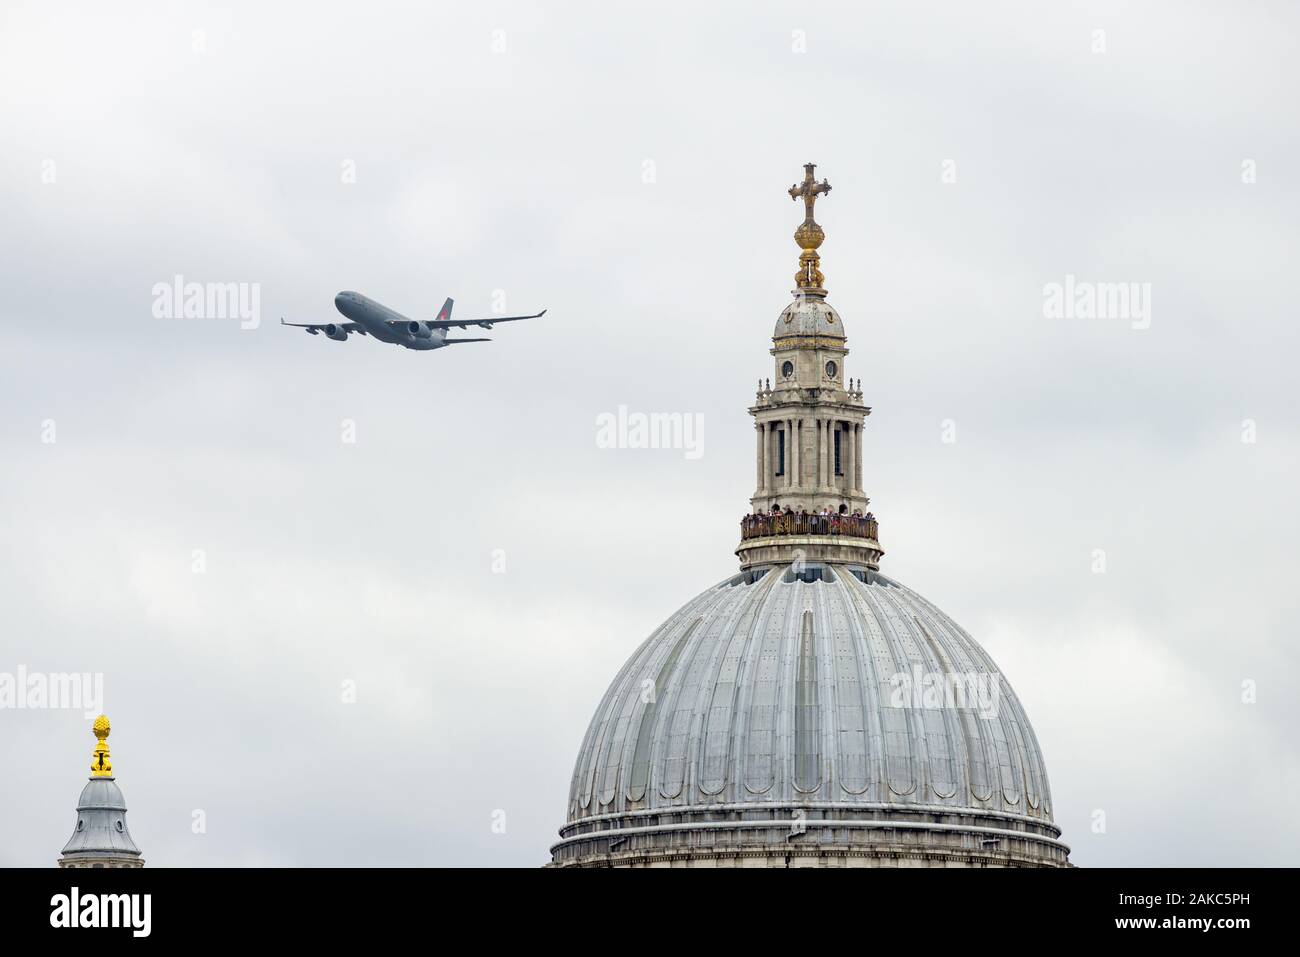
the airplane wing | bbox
[421,309,546,331]
[441,337,492,345]
[279,318,368,336]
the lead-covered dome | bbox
[774,297,845,341]
[58,714,145,868]
[60,778,143,865]
[550,566,1069,867]
[550,164,1069,868]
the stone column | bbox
[773,422,781,491]
[817,419,824,490]
[821,421,832,494]
[833,420,841,494]
[792,419,801,490]
[784,419,793,489]
[847,422,855,493]
[828,420,835,490]
[755,422,763,492]
[760,422,770,494]
[829,421,837,490]
[846,420,856,495]
[855,422,864,493]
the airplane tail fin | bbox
[435,297,454,322]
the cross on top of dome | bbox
[788,162,832,294]
[788,162,831,219]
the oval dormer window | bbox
[782,361,794,378]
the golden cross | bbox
[788,162,831,221]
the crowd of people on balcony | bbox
[740,505,878,540]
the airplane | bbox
[281,291,545,351]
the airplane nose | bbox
[334,292,347,309]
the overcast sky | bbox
[2,0,1297,867]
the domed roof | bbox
[774,296,845,341]
[58,714,144,867]
[550,164,1068,867]
[552,566,1068,867]
[61,778,142,861]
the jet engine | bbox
[324,324,348,341]
[407,320,434,339]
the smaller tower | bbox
[739,163,883,572]
[58,715,144,868]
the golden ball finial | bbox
[93,714,111,740]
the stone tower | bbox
[740,162,882,572]
[58,714,145,868]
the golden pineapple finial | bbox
[788,162,832,295]
[90,714,113,778]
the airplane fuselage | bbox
[284,289,540,349]
[334,291,448,350]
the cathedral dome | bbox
[551,568,1068,867]
[549,164,1068,868]
[774,297,845,342]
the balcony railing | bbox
[740,512,879,541]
